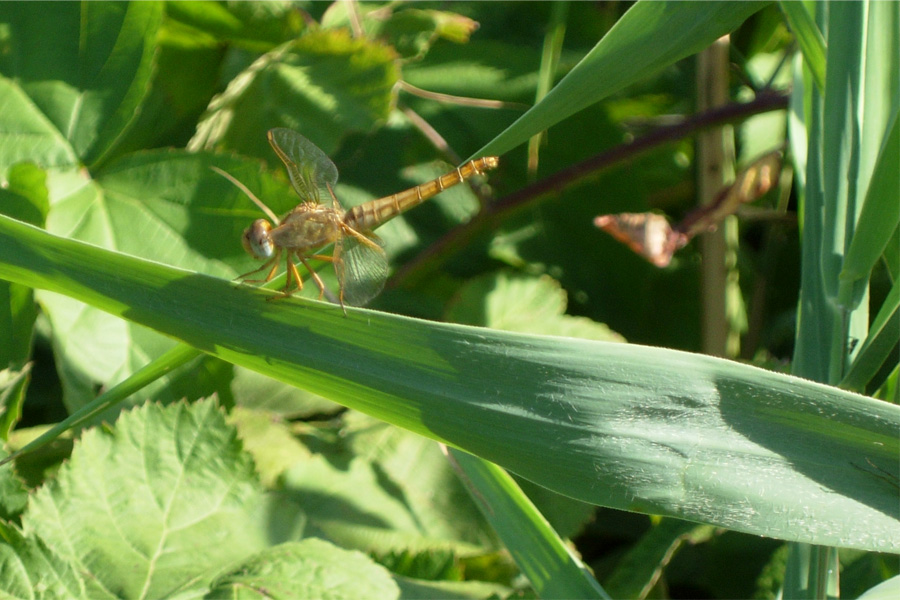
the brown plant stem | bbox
[389,90,790,289]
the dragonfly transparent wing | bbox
[334,233,389,306]
[267,128,339,204]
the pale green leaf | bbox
[446,272,625,342]
[858,575,900,600]
[778,1,826,91]
[207,539,399,600]
[191,29,399,160]
[280,436,491,556]
[0,522,87,600]
[603,519,715,599]
[451,451,608,600]
[1,216,897,552]
[33,154,296,414]
[840,112,900,291]
[21,399,296,599]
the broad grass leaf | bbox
[1,218,896,552]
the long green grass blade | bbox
[840,111,900,293]
[450,450,608,600]
[777,1,826,92]
[1,214,897,551]
[0,344,202,466]
[787,2,898,598]
[841,277,900,393]
[474,0,767,158]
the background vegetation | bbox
[0,1,897,599]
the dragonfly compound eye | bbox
[242,219,274,259]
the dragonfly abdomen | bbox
[346,156,499,231]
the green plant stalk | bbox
[450,449,609,600]
[841,281,900,392]
[786,1,898,597]
[475,1,767,159]
[0,343,201,466]
[777,1,826,92]
[526,0,568,176]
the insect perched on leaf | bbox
[213,128,499,311]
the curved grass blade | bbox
[450,450,610,600]
[475,1,766,158]
[0,213,897,552]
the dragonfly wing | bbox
[335,234,389,307]
[267,128,339,204]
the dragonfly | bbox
[215,128,499,310]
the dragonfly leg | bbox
[285,253,304,294]
[236,250,281,284]
[305,254,345,309]
[267,253,304,301]
[340,223,382,251]
[297,256,327,300]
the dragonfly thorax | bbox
[242,219,275,259]
[269,204,344,251]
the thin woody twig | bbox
[398,80,529,111]
[388,90,790,288]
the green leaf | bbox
[603,519,715,599]
[778,0,826,92]
[0,1,163,169]
[393,576,512,600]
[191,29,400,160]
[0,434,29,518]
[0,76,80,176]
[4,162,50,225]
[1,214,897,552]
[788,2,899,598]
[370,8,479,60]
[0,365,30,443]
[840,112,900,294]
[207,539,399,600]
[445,271,625,341]
[228,406,311,488]
[280,414,494,555]
[476,0,767,158]
[841,279,900,392]
[1,344,203,466]
[859,575,900,600]
[451,451,609,600]
[34,153,296,414]
[21,399,298,599]
[165,0,304,48]
[0,522,87,599]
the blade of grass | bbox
[841,280,900,393]
[777,1,826,92]
[0,343,201,466]
[840,112,900,299]
[449,450,609,600]
[526,1,568,176]
[473,1,766,158]
[0,214,897,551]
[787,1,896,597]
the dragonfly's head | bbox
[242,219,275,259]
